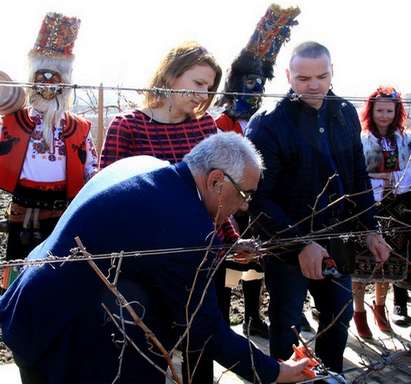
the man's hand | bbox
[298,241,329,280]
[276,357,310,383]
[231,238,260,264]
[366,233,391,263]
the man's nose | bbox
[308,80,319,90]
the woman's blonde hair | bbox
[143,41,222,117]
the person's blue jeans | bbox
[264,257,353,373]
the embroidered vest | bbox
[0,108,91,199]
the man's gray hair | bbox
[290,41,331,66]
[183,132,264,183]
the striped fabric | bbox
[100,110,218,168]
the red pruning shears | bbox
[322,256,342,278]
[292,344,319,379]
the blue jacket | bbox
[0,157,279,383]
[246,91,376,244]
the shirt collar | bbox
[28,107,65,124]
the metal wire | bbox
[0,225,409,269]
[2,80,411,105]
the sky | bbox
[2,0,411,104]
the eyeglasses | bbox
[223,172,253,203]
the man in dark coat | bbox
[246,41,391,373]
[0,132,309,384]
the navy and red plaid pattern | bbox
[100,110,218,168]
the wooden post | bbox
[97,83,104,162]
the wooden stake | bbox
[97,83,104,162]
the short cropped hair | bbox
[289,41,331,66]
[183,132,264,183]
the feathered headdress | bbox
[243,4,300,80]
[220,3,300,102]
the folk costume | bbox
[359,116,411,330]
[215,3,300,338]
[0,13,97,290]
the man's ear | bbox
[286,68,291,84]
[207,169,224,191]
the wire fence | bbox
[0,79,410,383]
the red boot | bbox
[353,311,373,338]
[372,302,392,332]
